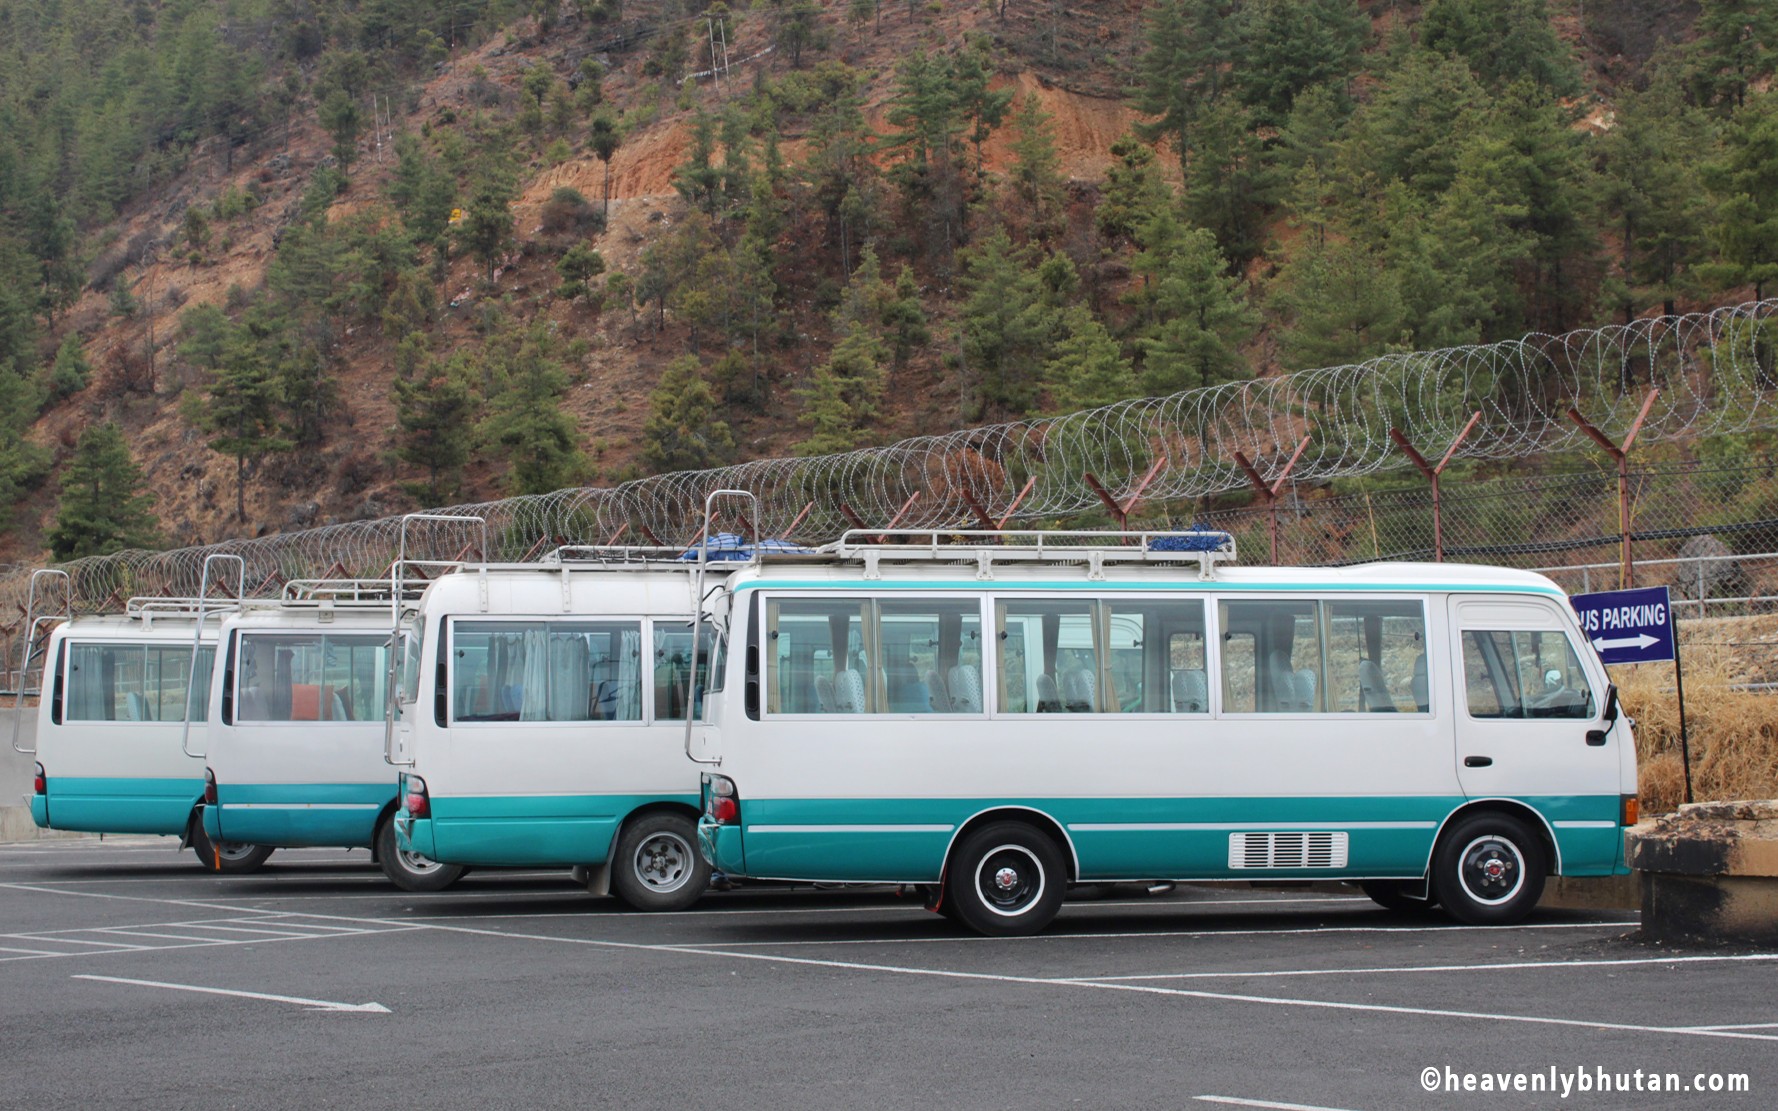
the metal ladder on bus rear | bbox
[10,569,71,756]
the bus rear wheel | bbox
[611,813,709,912]
[1432,813,1546,925]
[189,815,273,874]
[944,822,1067,937]
[376,815,465,892]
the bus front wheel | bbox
[944,822,1067,937]
[376,816,466,892]
[611,813,709,912]
[1432,813,1546,925]
[189,815,274,874]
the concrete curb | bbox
[0,804,90,844]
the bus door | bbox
[1446,598,1618,820]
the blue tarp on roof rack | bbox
[1148,530,1234,553]
[679,533,812,561]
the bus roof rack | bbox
[123,597,240,621]
[826,529,1237,580]
[542,545,703,566]
[280,578,431,608]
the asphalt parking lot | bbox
[1,840,1771,1110]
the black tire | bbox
[1359,880,1439,913]
[1432,813,1547,925]
[376,815,466,893]
[610,812,710,912]
[189,812,274,874]
[943,822,1068,937]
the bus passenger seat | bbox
[947,664,983,714]
[1266,651,1300,712]
[1294,669,1318,713]
[1034,673,1062,712]
[924,669,952,712]
[1356,659,1393,712]
[1172,670,1208,713]
[813,673,835,713]
[1060,668,1095,713]
[1411,653,1429,712]
[832,669,867,713]
[126,691,149,721]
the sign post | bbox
[1570,585,1689,803]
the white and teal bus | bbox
[24,599,251,868]
[197,581,464,888]
[696,531,1638,936]
[394,552,728,910]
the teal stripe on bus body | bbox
[40,776,202,836]
[29,794,49,828]
[212,781,393,848]
[425,792,701,868]
[732,794,1626,883]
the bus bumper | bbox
[201,803,221,842]
[29,794,49,828]
[398,815,436,859]
[698,816,744,875]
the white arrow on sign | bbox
[73,974,389,1013]
[1593,633,1660,652]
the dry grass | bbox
[1617,615,1778,814]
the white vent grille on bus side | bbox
[1227,832,1349,869]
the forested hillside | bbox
[1,0,1775,563]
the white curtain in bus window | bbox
[1220,600,1323,713]
[65,644,214,723]
[653,624,721,720]
[1461,629,1595,720]
[876,599,982,714]
[1322,601,1427,713]
[765,599,873,714]
[996,599,1100,713]
[1103,599,1208,714]
[450,621,641,723]
[237,634,387,722]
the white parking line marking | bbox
[1065,953,1778,982]
[1195,1097,1363,1111]
[701,919,1640,948]
[72,975,389,1014]
[1674,1021,1778,1032]
[18,880,1760,1046]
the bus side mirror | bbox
[1602,684,1618,723]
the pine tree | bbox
[882,265,929,368]
[459,175,517,284]
[1044,306,1137,413]
[395,350,477,504]
[1236,0,1369,128]
[955,230,1069,420]
[478,320,584,496]
[1688,0,1778,110]
[1097,134,1170,246]
[199,329,289,523]
[642,355,735,473]
[1269,238,1408,368]
[0,369,50,527]
[1183,97,1275,266]
[1700,95,1778,299]
[319,90,363,171]
[589,114,622,219]
[1420,0,1581,94]
[46,332,91,399]
[1129,214,1257,392]
[952,40,1012,177]
[1006,93,1065,240]
[46,423,159,560]
[1597,74,1712,318]
[1134,0,1243,177]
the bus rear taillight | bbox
[706,775,739,824]
[403,774,431,820]
[32,762,45,795]
[203,768,217,805]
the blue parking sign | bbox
[1569,585,1677,665]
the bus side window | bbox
[1323,601,1427,713]
[1220,600,1322,713]
[1462,629,1595,720]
